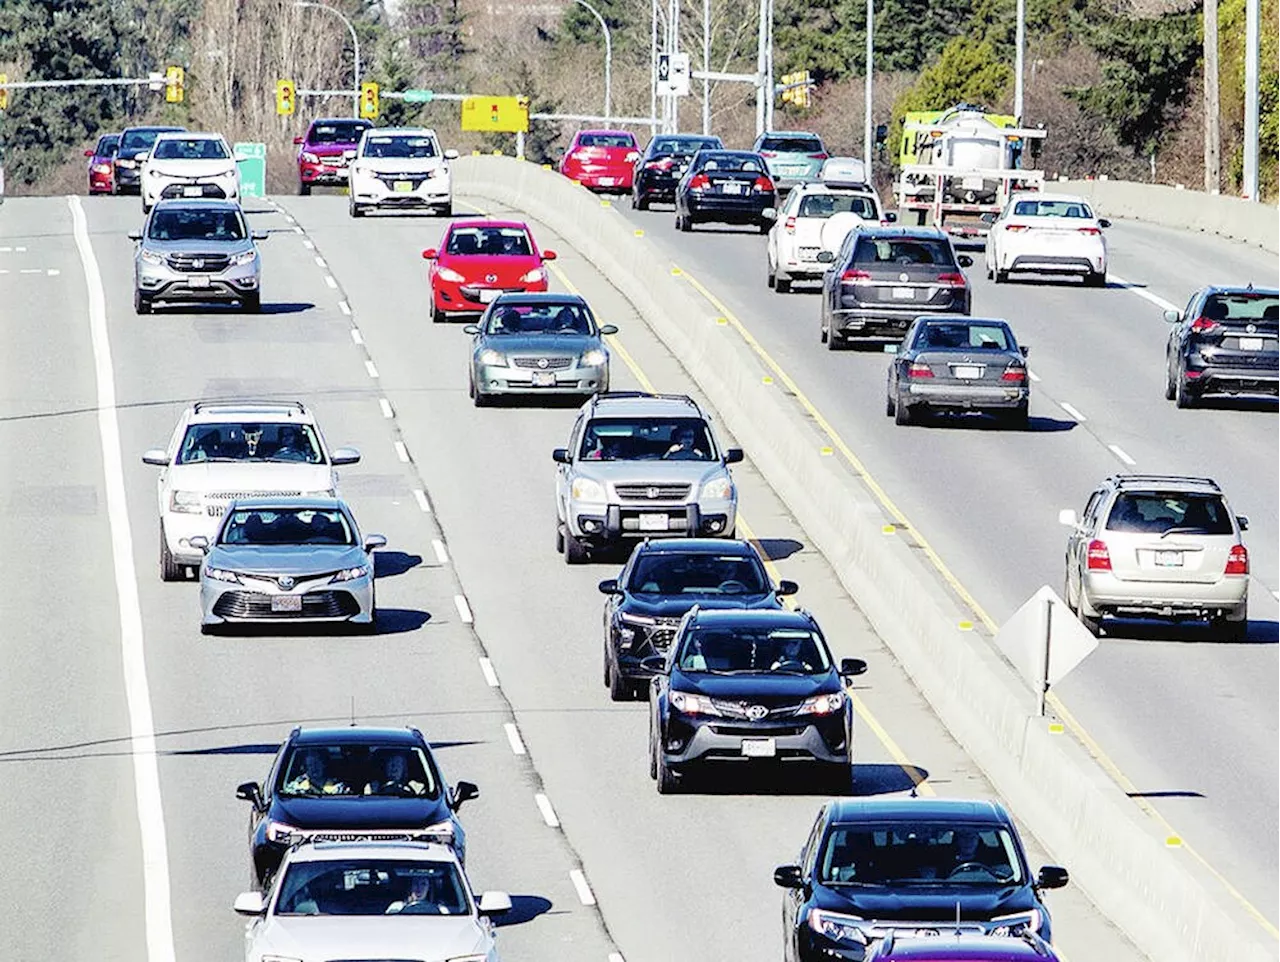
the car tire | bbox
[994,269,1009,284]
[1078,597,1102,637]
[894,399,915,426]
[1164,361,1177,401]
[1085,270,1107,288]
[776,275,792,294]
[1216,606,1248,641]
[431,304,446,324]
[634,193,649,211]
[200,623,218,636]
[1174,375,1195,409]
[349,201,364,218]
[766,266,776,289]
[758,219,771,235]
[655,741,680,794]
[555,522,565,554]
[473,388,491,408]
[825,328,840,351]
[134,289,152,315]
[299,182,311,196]
[648,724,659,780]
[354,611,378,635]
[160,526,183,582]
[564,530,589,565]
[607,656,632,702]
[439,202,453,217]
[885,391,896,417]
[241,292,261,314]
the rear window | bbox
[1105,493,1234,536]
[798,194,877,220]
[853,237,955,267]
[760,135,823,153]
[653,137,721,155]
[97,135,120,157]
[310,121,371,144]
[579,133,636,148]
[1201,292,1279,326]
[1012,199,1093,218]
[915,323,1010,351]
[696,153,764,174]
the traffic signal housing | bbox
[780,70,812,109]
[165,65,185,104]
[360,81,379,120]
[276,78,296,116]
[0,73,7,111]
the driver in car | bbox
[663,426,707,460]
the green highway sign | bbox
[403,89,434,103]
[233,142,267,198]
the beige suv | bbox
[1058,474,1250,639]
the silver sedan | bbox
[191,497,385,634]
[465,292,616,406]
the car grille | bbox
[211,591,358,618]
[709,724,808,737]
[710,699,805,719]
[160,183,228,201]
[205,490,303,501]
[648,625,680,650]
[512,356,574,370]
[167,253,232,273]
[615,483,692,501]
[302,828,452,844]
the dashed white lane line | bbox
[350,327,364,345]
[503,722,526,755]
[1108,443,1137,466]
[534,793,560,828]
[293,226,304,235]
[47,268,60,276]
[454,594,474,624]
[412,488,431,513]
[1111,272,1179,313]
[323,274,338,289]
[364,359,379,378]
[19,268,41,274]
[1272,589,1280,602]
[608,954,626,962]
[569,869,597,906]
[314,256,327,268]
[1059,402,1087,422]
[338,300,351,316]
[302,237,314,248]
[394,440,411,463]
[478,656,500,687]
[1027,369,1041,382]
[379,397,394,419]
[431,539,448,564]
[69,195,177,962]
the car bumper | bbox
[136,261,260,304]
[89,171,114,193]
[1081,573,1248,617]
[660,713,849,767]
[565,168,634,190]
[687,194,776,222]
[163,510,225,566]
[1183,363,1279,397]
[474,361,608,396]
[251,818,464,884]
[143,179,239,206]
[352,174,451,208]
[300,161,350,185]
[834,300,968,337]
[635,171,682,198]
[1004,251,1105,274]
[435,279,547,314]
[114,165,141,189]
[200,574,375,625]
[903,382,1029,409]
[567,500,736,542]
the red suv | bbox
[422,220,556,323]
[558,129,641,192]
[295,117,373,195]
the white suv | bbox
[141,400,360,580]
[141,132,240,213]
[348,126,458,218]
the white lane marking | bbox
[569,869,597,906]
[478,656,500,687]
[503,722,526,755]
[20,268,41,274]
[454,594,474,624]
[379,397,394,419]
[314,256,327,268]
[534,793,560,827]
[16,246,27,252]
[293,226,304,235]
[413,489,431,513]
[350,327,364,345]
[69,196,177,962]
[394,440,411,463]
[1110,272,1179,313]
[0,269,7,274]
[431,539,448,564]
[1059,402,1087,422]
[1108,443,1137,466]
[1272,589,1280,602]
[338,300,351,316]
[0,246,9,252]
[1027,369,1040,382]
[302,238,314,248]
[609,954,626,962]
[323,274,338,289]
[364,359,379,378]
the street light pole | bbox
[864,0,873,175]
[650,0,659,137]
[574,0,612,125]
[1014,0,1025,121]
[702,0,711,135]
[1242,0,1260,200]
[293,1,360,119]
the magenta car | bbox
[86,133,120,194]
[295,117,373,195]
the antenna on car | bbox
[953,901,962,935]
[350,695,357,727]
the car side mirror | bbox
[251,230,268,241]
[957,254,973,267]
[816,250,835,263]
[724,448,744,464]
[840,657,868,677]
[599,324,619,335]
[293,136,304,145]
[773,864,804,889]
[463,324,481,335]
[884,211,898,223]
[552,448,570,464]
[235,781,264,809]
[363,534,387,552]
[1162,309,1181,323]
[141,448,169,466]
[444,148,460,160]
[1020,345,1030,357]
[1236,515,1249,531]
[1097,218,1111,228]
[640,655,667,674]
[542,250,558,261]
[980,212,997,225]
[598,579,621,595]
[1057,509,1079,529]
[776,580,799,597]
[189,536,210,552]
[422,248,438,260]
[478,891,512,916]
[1036,865,1069,890]
[450,779,479,809]
[85,148,95,157]
[233,891,267,916]
[331,447,361,466]
[128,230,144,242]
[134,151,150,161]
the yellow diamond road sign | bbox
[461,96,529,134]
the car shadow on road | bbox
[1100,617,1277,645]
[492,895,553,927]
[374,551,422,578]
[481,394,591,410]
[258,302,317,315]
[1180,395,1277,414]
[913,412,1076,433]
[682,761,930,797]
[149,302,315,316]
[756,538,805,561]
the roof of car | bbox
[1106,473,1222,492]
[122,125,185,133]
[1201,284,1280,296]
[151,197,244,212]
[284,840,458,863]
[491,291,587,306]
[688,607,814,629]
[226,496,346,511]
[917,315,1011,328]
[791,182,879,199]
[448,219,530,232]
[853,225,949,239]
[187,399,315,423]
[827,797,1012,824]
[364,126,439,137]
[760,130,823,138]
[586,392,703,418]
[577,128,636,137]
[877,935,1056,960]
[311,117,372,125]
[153,131,223,140]
[292,726,425,746]
[636,538,759,557]
[1008,191,1089,205]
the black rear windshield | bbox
[1105,493,1234,536]
[629,553,767,595]
[309,121,371,144]
[97,135,120,157]
[853,237,955,267]
[653,137,721,156]
[695,153,765,174]
[1201,292,1279,327]
[760,135,823,153]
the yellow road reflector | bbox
[491,149,503,156]
[633,229,645,237]
[542,164,552,170]
[471,150,480,156]
[819,446,833,456]
[1166,836,1183,848]
[882,524,896,535]
[762,376,774,385]
[671,267,683,276]
[600,200,612,208]
[1048,723,1065,735]
[958,620,975,631]
[715,317,727,325]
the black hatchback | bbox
[633,133,723,209]
[820,226,973,348]
[674,149,779,234]
[1163,285,1279,407]
[598,537,797,701]
[646,608,866,793]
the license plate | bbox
[599,177,617,186]
[182,185,203,197]
[1239,337,1264,351]
[394,180,414,192]
[892,287,914,299]
[953,365,982,379]
[531,371,556,387]
[1155,551,1183,567]
[741,738,776,758]
[477,289,500,303]
[271,594,303,612]
[721,182,743,195]
[188,275,211,288]
[638,513,669,532]
[961,176,985,190]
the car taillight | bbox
[1190,317,1222,334]
[753,175,775,192]
[625,150,641,162]
[1001,365,1027,382]
[784,216,797,234]
[689,173,710,189]
[1224,545,1249,575]
[1086,540,1112,571]
[648,157,673,170]
[1006,224,1029,233]
[840,268,871,283]
[760,150,777,158]
[1077,226,1102,235]
[937,272,967,287]
[907,361,934,378]
[809,152,829,160]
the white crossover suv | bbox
[141,132,240,213]
[348,126,459,217]
[141,400,360,581]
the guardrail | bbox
[453,155,1277,962]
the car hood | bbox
[305,142,360,157]
[356,156,446,173]
[269,793,451,829]
[258,915,486,960]
[167,461,332,493]
[439,253,541,282]
[139,237,256,256]
[676,672,837,703]
[813,882,1036,921]
[622,593,780,618]
[478,333,600,355]
[144,159,236,178]
[578,460,729,485]
[207,543,366,575]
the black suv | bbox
[114,125,186,194]
[819,226,973,349]
[1163,284,1278,407]
[646,608,866,794]
[599,538,798,701]
[235,726,478,888]
[775,798,1069,961]
[633,133,724,209]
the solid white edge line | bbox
[1059,402,1087,422]
[478,656,500,687]
[379,398,394,419]
[503,722,526,755]
[534,793,560,828]
[412,489,431,513]
[431,539,448,564]
[314,256,326,268]
[1110,272,1179,313]
[323,274,338,289]
[454,594,474,623]
[394,441,411,463]
[350,328,364,345]
[608,954,626,962]
[1108,443,1137,466]
[302,237,314,247]
[1027,369,1040,382]
[338,300,351,316]
[68,195,177,962]
[293,226,304,235]
[364,359,379,378]
[569,869,597,906]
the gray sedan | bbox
[191,497,385,634]
[464,292,616,406]
[885,316,1030,428]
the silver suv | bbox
[1058,474,1250,639]
[552,392,743,564]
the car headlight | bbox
[798,692,846,715]
[990,909,1041,935]
[570,477,606,501]
[169,490,202,514]
[205,566,241,584]
[93,163,113,174]
[519,267,546,284]
[301,151,320,164]
[619,612,656,627]
[117,159,136,169]
[581,349,607,367]
[701,476,733,500]
[669,690,721,716]
[331,564,369,582]
[807,908,868,944]
[437,266,466,283]
[229,249,257,266]
[478,348,506,366]
[446,956,487,962]
[139,248,165,265]
[264,820,298,843]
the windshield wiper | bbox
[1160,526,1209,539]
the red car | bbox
[85,133,120,194]
[558,129,641,192]
[295,117,373,195]
[423,220,556,323]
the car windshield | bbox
[147,208,246,242]
[310,121,370,144]
[676,626,831,674]
[854,237,954,267]
[176,422,323,464]
[275,859,468,917]
[653,137,720,156]
[629,553,767,595]
[819,822,1025,885]
[446,226,532,256]
[579,133,636,148]
[1201,292,1279,326]
[277,743,439,798]
[760,135,823,153]
[485,302,594,335]
[121,128,181,154]
[153,137,229,161]
[798,194,877,219]
[363,135,438,159]
[1105,493,1234,536]
[914,323,1010,351]
[1012,198,1092,218]
[97,136,120,157]
[697,153,765,174]
[580,417,715,461]
[221,507,355,547]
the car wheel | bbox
[564,530,589,565]
[825,327,840,351]
[1078,596,1102,636]
[554,522,565,554]
[776,275,792,294]
[678,213,691,232]
[160,526,183,582]
[1215,606,1248,641]
[134,289,152,315]
[608,656,632,702]
[241,292,261,314]
[894,399,915,426]
[1164,360,1177,401]
[1063,574,1077,615]
[655,742,680,794]
[354,611,378,635]
[431,304,446,324]
[885,391,896,417]
[994,269,1009,284]
[758,219,771,235]
[766,266,776,289]
[1174,374,1195,409]
[349,201,364,218]
[1085,270,1107,288]
[634,193,649,211]
[200,623,218,636]
[299,182,311,196]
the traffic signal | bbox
[360,81,379,120]
[276,78,296,116]
[780,71,812,109]
[0,74,7,111]
[165,65,184,104]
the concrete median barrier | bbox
[454,155,1276,962]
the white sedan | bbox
[984,192,1111,287]
[140,132,239,213]
[767,182,892,293]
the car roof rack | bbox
[192,399,309,415]
[593,390,695,404]
[1111,473,1221,490]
